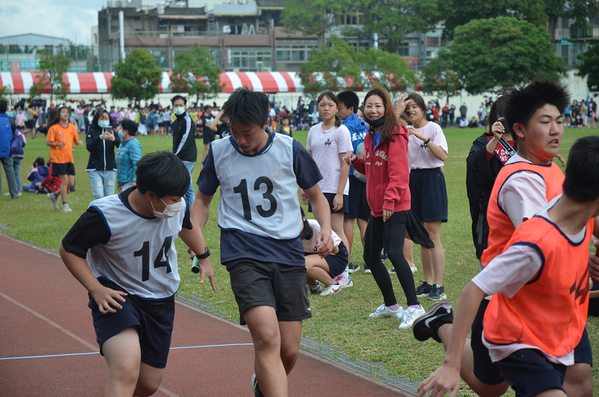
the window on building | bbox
[426,37,440,47]
[398,41,409,56]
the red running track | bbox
[0,235,414,396]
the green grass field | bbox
[1,127,598,396]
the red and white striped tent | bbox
[0,71,421,95]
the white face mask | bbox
[98,120,110,128]
[151,198,183,219]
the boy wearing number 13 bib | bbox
[192,87,334,397]
[60,152,216,397]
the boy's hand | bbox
[197,257,216,292]
[315,231,334,257]
[416,364,461,397]
[90,286,128,315]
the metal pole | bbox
[119,10,125,60]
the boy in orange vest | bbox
[412,81,597,397]
[417,135,599,397]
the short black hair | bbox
[221,87,269,128]
[487,96,508,131]
[0,100,6,113]
[136,152,190,198]
[337,91,360,114]
[504,80,570,142]
[171,95,187,105]
[563,136,599,202]
[121,118,138,136]
[34,157,45,167]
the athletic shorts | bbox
[308,192,348,215]
[324,241,349,278]
[496,349,566,397]
[224,258,312,326]
[472,301,592,387]
[346,174,371,220]
[89,278,175,369]
[203,129,215,144]
[52,163,76,176]
[409,168,448,223]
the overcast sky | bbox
[1,0,107,45]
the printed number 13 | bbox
[233,177,277,220]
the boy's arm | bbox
[59,244,127,314]
[178,224,216,292]
[303,184,334,257]
[589,221,599,282]
[417,282,486,397]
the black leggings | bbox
[364,213,419,307]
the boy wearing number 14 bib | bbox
[192,87,334,397]
[60,152,216,397]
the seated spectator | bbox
[459,116,469,128]
[22,157,49,193]
[468,117,478,128]
[276,117,294,137]
[36,162,63,201]
[302,209,348,296]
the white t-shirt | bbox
[497,154,549,229]
[408,122,448,169]
[302,219,341,253]
[306,123,353,195]
[473,196,585,366]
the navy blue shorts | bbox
[225,259,312,325]
[346,174,371,220]
[471,299,504,385]
[89,279,175,369]
[409,168,448,223]
[52,162,76,176]
[324,241,349,278]
[496,349,566,397]
[309,192,348,215]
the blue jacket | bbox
[0,113,15,158]
[116,137,142,185]
[343,113,368,175]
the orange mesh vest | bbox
[481,161,564,267]
[484,215,593,358]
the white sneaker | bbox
[307,282,322,295]
[335,274,353,288]
[47,192,58,210]
[320,283,342,296]
[61,203,73,213]
[398,305,426,330]
[369,303,404,318]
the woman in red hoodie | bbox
[345,87,427,331]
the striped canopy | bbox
[0,71,421,95]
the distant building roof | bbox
[256,0,285,9]
[0,34,70,46]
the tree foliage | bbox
[29,50,71,103]
[281,0,353,48]
[577,43,599,92]
[170,44,223,105]
[298,35,417,95]
[441,17,566,95]
[441,0,599,38]
[421,57,463,103]
[111,49,163,105]
[0,86,12,101]
[358,0,444,52]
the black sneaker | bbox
[251,373,264,397]
[348,262,360,273]
[415,281,433,298]
[427,284,447,301]
[412,301,453,342]
[364,264,372,274]
[388,267,396,274]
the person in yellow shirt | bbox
[46,106,84,212]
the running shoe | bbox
[320,283,342,296]
[251,373,264,397]
[398,305,426,330]
[307,282,322,295]
[48,192,58,210]
[412,301,453,342]
[389,266,417,274]
[335,275,353,288]
[348,262,360,273]
[369,303,404,318]
[427,284,447,301]
[61,203,73,213]
[415,281,433,298]
[363,264,372,274]
[411,266,417,273]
